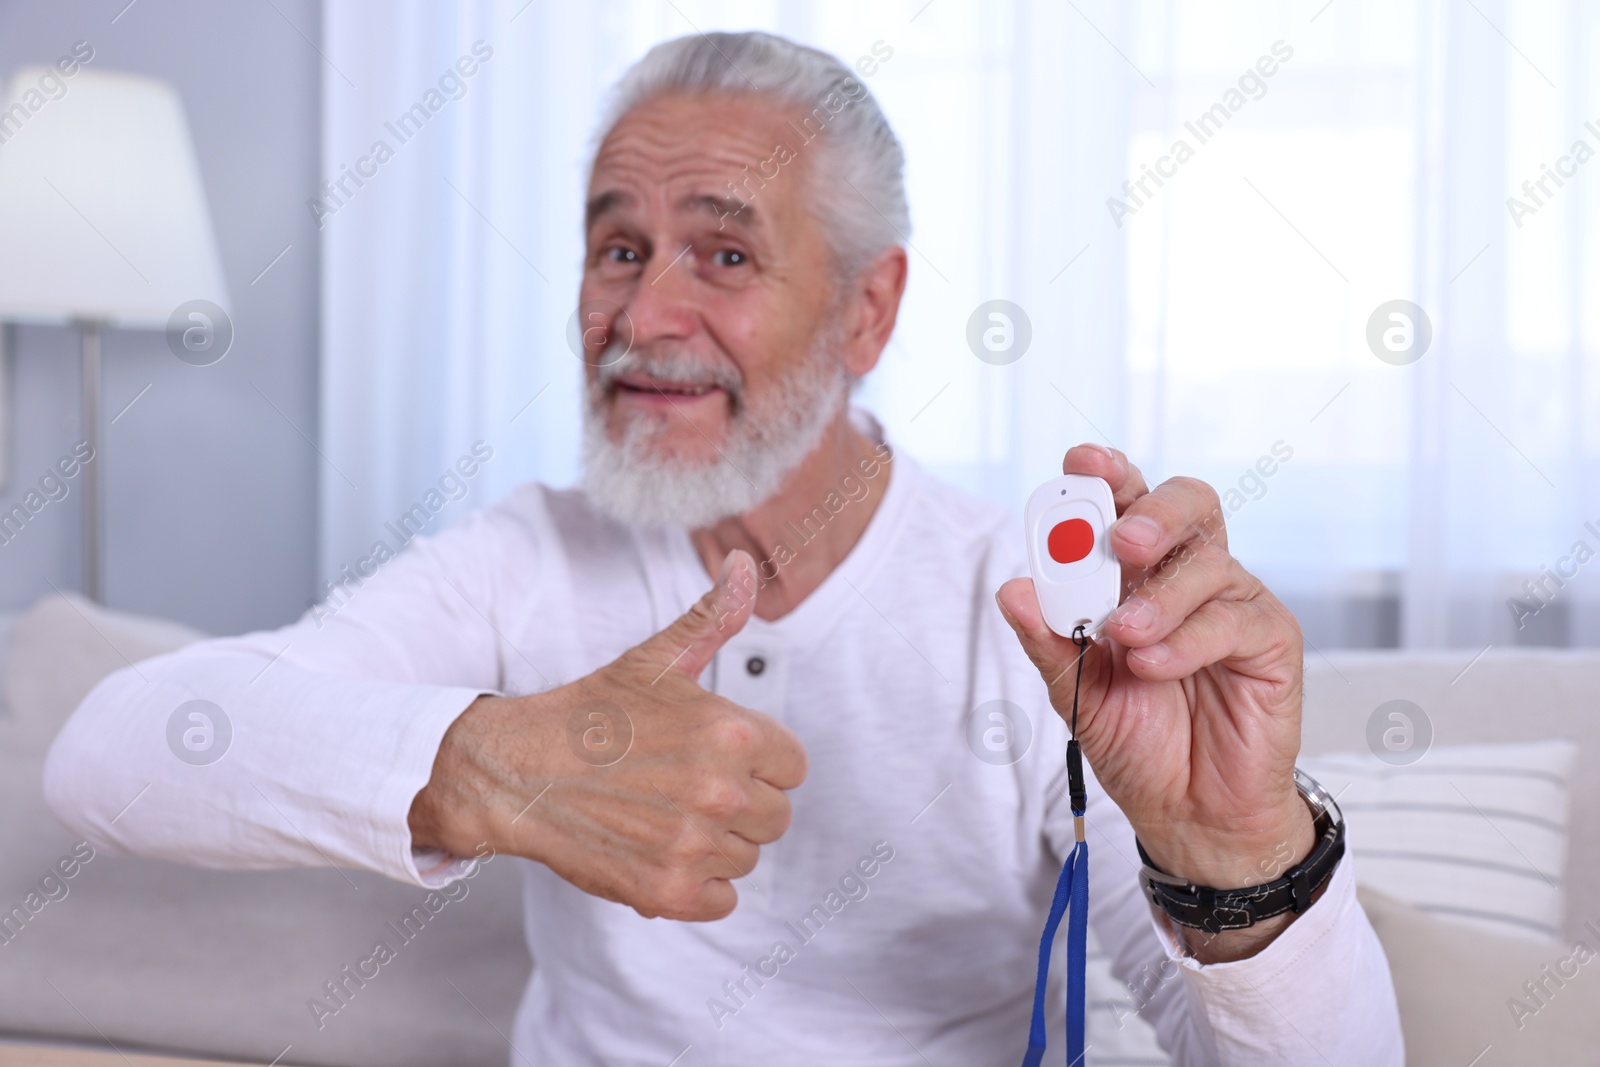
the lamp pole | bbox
[77,318,103,603]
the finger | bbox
[1103,540,1248,650]
[628,549,758,681]
[702,831,761,880]
[676,835,759,923]
[742,711,808,792]
[1062,444,1154,593]
[728,778,794,845]
[1061,443,1151,513]
[678,728,798,842]
[651,809,762,918]
[995,577,1107,725]
[1109,476,1228,569]
[1122,595,1299,684]
[690,878,739,922]
[644,874,740,922]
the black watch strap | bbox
[1136,769,1346,933]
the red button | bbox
[1047,519,1094,564]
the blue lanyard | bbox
[1022,629,1090,1067]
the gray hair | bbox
[594,31,909,280]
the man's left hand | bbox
[996,444,1314,961]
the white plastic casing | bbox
[1024,474,1122,637]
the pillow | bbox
[1359,885,1600,1066]
[0,595,208,866]
[2,593,206,747]
[1301,739,1578,943]
[1083,739,1578,1066]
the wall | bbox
[0,0,321,635]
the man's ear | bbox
[842,245,908,378]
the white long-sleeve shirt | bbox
[44,426,1402,1066]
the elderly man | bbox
[46,30,1401,1066]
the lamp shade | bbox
[0,67,229,327]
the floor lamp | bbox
[0,67,230,602]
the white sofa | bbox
[0,597,530,1067]
[3,595,1597,1066]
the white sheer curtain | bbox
[1115,0,1600,650]
[319,0,1600,650]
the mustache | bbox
[596,348,745,402]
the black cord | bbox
[1068,624,1088,738]
[1066,624,1089,814]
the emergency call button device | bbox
[1024,474,1121,638]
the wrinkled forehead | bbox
[586,91,816,231]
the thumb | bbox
[634,549,759,682]
[996,577,1101,717]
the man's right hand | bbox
[407,550,806,921]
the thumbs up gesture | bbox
[409,550,808,921]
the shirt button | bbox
[745,655,767,676]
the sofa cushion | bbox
[1359,885,1600,1067]
[0,596,530,1067]
[1084,737,1578,1066]
[1304,648,1600,938]
[2,595,205,747]
[1301,739,1577,943]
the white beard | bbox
[580,331,848,529]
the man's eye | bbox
[712,249,747,267]
[606,247,640,264]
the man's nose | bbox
[623,243,699,345]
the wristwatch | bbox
[1136,768,1345,933]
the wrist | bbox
[1136,799,1316,889]
[1137,770,1346,962]
[408,692,554,859]
[1176,899,1290,962]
